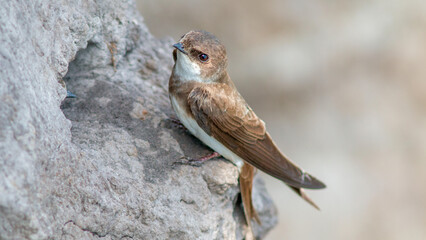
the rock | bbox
[0,0,277,239]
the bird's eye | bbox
[198,53,209,62]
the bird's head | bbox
[172,30,228,83]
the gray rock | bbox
[0,0,277,239]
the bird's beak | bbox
[173,42,187,55]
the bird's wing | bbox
[188,84,325,189]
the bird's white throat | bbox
[174,51,203,82]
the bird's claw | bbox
[174,156,204,167]
[170,117,187,130]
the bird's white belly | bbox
[171,96,244,170]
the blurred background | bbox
[136,0,426,239]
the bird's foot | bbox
[174,152,221,167]
[170,117,186,130]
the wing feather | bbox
[188,84,325,189]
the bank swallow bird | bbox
[168,30,325,233]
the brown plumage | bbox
[169,30,326,231]
[240,163,261,226]
[186,82,325,190]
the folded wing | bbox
[188,84,325,189]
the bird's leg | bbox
[175,152,221,167]
[170,117,187,130]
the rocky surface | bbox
[0,0,277,239]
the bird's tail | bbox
[289,186,321,210]
[240,163,261,239]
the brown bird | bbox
[168,30,325,235]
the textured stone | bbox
[0,0,277,239]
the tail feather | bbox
[240,163,261,227]
[239,163,321,240]
[289,186,321,210]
